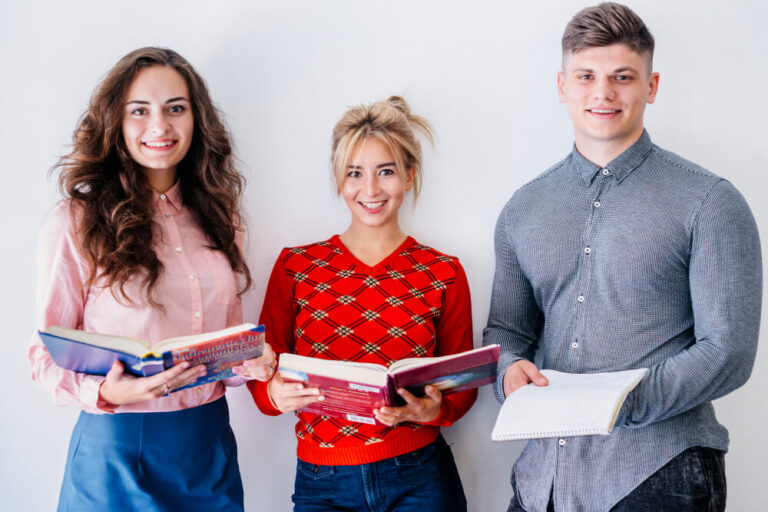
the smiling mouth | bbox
[587,108,621,115]
[360,200,387,212]
[142,140,177,150]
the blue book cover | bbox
[39,324,265,389]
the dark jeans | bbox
[507,446,726,512]
[292,434,467,512]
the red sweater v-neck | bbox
[248,235,477,465]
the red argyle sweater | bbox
[248,235,476,465]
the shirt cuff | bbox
[80,375,116,414]
[495,354,525,403]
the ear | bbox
[404,167,416,191]
[557,71,566,103]
[647,72,660,104]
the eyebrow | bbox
[125,97,190,106]
[347,162,396,169]
[572,66,639,74]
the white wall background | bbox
[1,1,766,510]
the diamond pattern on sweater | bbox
[280,237,461,448]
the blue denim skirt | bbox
[57,397,243,512]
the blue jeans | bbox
[293,434,467,512]
[507,446,725,512]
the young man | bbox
[483,3,761,511]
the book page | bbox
[278,353,388,387]
[388,345,498,373]
[491,368,647,441]
[153,323,257,352]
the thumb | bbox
[107,359,125,377]
[424,385,443,401]
[526,365,548,386]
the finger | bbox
[374,409,400,426]
[106,359,125,379]
[423,385,443,402]
[396,388,420,405]
[280,393,324,413]
[521,362,548,386]
[143,361,191,389]
[156,365,206,396]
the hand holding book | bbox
[503,360,550,396]
[374,385,442,426]
[99,359,207,406]
[267,370,325,413]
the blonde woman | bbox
[249,97,475,511]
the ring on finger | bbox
[162,383,170,394]
[267,363,274,376]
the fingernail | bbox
[199,368,207,376]
[317,395,324,401]
[182,362,190,369]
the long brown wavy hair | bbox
[55,47,251,307]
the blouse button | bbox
[194,311,201,318]
[175,246,182,253]
[584,247,591,254]
[164,213,171,218]
[577,295,585,303]
[601,169,610,176]
[594,201,601,208]
[160,194,167,200]
[559,438,566,446]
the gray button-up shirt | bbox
[483,131,762,512]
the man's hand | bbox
[503,360,548,397]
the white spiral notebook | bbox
[491,368,647,441]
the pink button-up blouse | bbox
[29,183,246,414]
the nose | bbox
[593,76,616,102]
[148,111,171,136]
[363,172,380,196]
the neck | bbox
[574,128,644,168]
[339,223,407,267]
[143,168,177,193]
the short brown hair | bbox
[562,3,654,68]
[331,96,433,201]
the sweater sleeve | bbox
[422,260,477,427]
[247,249,296,415]
[28,202,110,413]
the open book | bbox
[491,368,647,441]
[278,344,499,425]
[39,323,265,389]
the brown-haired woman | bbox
[28,47,275,511]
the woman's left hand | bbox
[232,342,277,381]
[374,385,442,426]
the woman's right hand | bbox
[98,360,207,406]
[267,371,324,413]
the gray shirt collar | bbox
[570,129,653,186]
